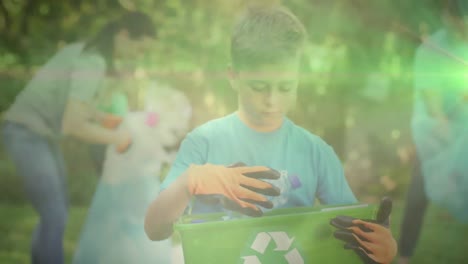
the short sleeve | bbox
[315,141,357,205]
[68,54,106,102]
[160,130,208,190]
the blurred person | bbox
[0,11,155,264]
[88,90,129,176]
[88,70,146,176]
[73,83,191,264]
[398,0,468,263]
[144,4,397,264]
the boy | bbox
[145,4,396,263]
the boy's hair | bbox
[230,4,307,71]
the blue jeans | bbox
[2,121,68,264]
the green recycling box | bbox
[174,203,377,264]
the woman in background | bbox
[1,11,155,264]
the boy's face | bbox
[231,59,299,128]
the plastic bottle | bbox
[265,171,302,211]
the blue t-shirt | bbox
[161,112,357,214]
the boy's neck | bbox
[236,110,284,133]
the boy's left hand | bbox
[330,197,397,264]
[345,219,397,264]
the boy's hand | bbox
[344,219,397,264]
[330,197,397,264]
[115,131,132,153]
[187,163,280,217]
[101,114,123,129]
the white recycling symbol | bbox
[242,232,304,264]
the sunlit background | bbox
[1,0,467,263]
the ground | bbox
[0,201,467,264]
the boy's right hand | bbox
[101,114,123,129]
[186,163,280,217]
[115,131,132,153]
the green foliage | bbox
[1,2,464,263]
[0,0,447,201]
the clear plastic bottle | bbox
[265,170,302,211]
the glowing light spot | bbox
[316,86,326,96]
[204,93,215,107]
[391,130,401,140]
[345,116,355,128]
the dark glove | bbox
[188,162,280,217]
[221,162,280,216]
[330,197,396,264]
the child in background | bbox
[73,83,192,264]
[88,90,129,176]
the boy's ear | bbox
[227,65,239,92]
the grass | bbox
[0,204,88,264]
[0,201,467,264]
